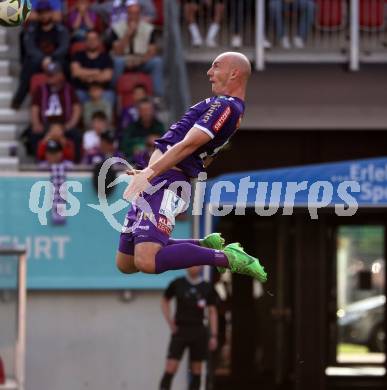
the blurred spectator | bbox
[67,0,102,42]
[120,98,164,158]
[29,62,81,159]
[83,82,113,129]
[37,122,76,162]
[133,0,157,23]
[29,0,63,23]
[112,2,164,97]
[131,133,158,169]
[269,0,315,49]
[229,0,270,49]
[38,140,73,168]
[230,0,243,48]
[11,1,69,109]
[83,129,125,165]
[184,0,224,47]
[83,110,110,158]
[71,30,114,103]
[38,139,73,225]
[93,0,156,29]
[119,83,148,130]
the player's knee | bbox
[134,253,156,273]
[134,243,161,273]
[165,359,179,374]
[116,252,137,274]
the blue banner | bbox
[0,174,190,290]
[204,157,387,208]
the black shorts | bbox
[167,326,208,362]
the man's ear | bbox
[230,68,239,80]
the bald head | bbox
[215,52,252,80]
[207,51,251,99]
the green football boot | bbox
[223,243,267,282]
[199,232,225,249]
[199,232,227,274]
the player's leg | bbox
[134,240,267,281]
[188,327,207,390]
[132,172,267,281]
[134,240,267,282]
[167,232,225,249]
[160,329,186,390]
[134,242,162,273]
[189,361,203,390]
[159,359,180,390]
[134,233,225,273]
[116,222,138,274]
[115,251,137,274]
[134,240,226,274]
[168,233,226,273]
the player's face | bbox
[207,58,231,95]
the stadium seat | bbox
[359,0,384,30]
[315,0,346,30]
[117,73,153,108]
[153,0,164,27]
[30,73,48,95]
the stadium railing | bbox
[177,0,387,70]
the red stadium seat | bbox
[315,0,346,30]
[30,73,48,95]
[153,0,164,27]
[117,72,153,108]
[359,0,384,30]
[0,356,5,385]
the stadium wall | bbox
[0,173,190,389]
[26,291,186,390]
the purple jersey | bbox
[155,95,245,177]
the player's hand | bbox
[208,336,218,351]
[123,167,154,201]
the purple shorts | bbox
[118,170,191,255]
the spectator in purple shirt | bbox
[83,130,125,165]
[119,83,148,130]
[67,0,102,42]
[29,62,82,159]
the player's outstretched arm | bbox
[124,127,211,200]
[147,127,211,179]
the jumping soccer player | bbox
[116,51,267,282]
